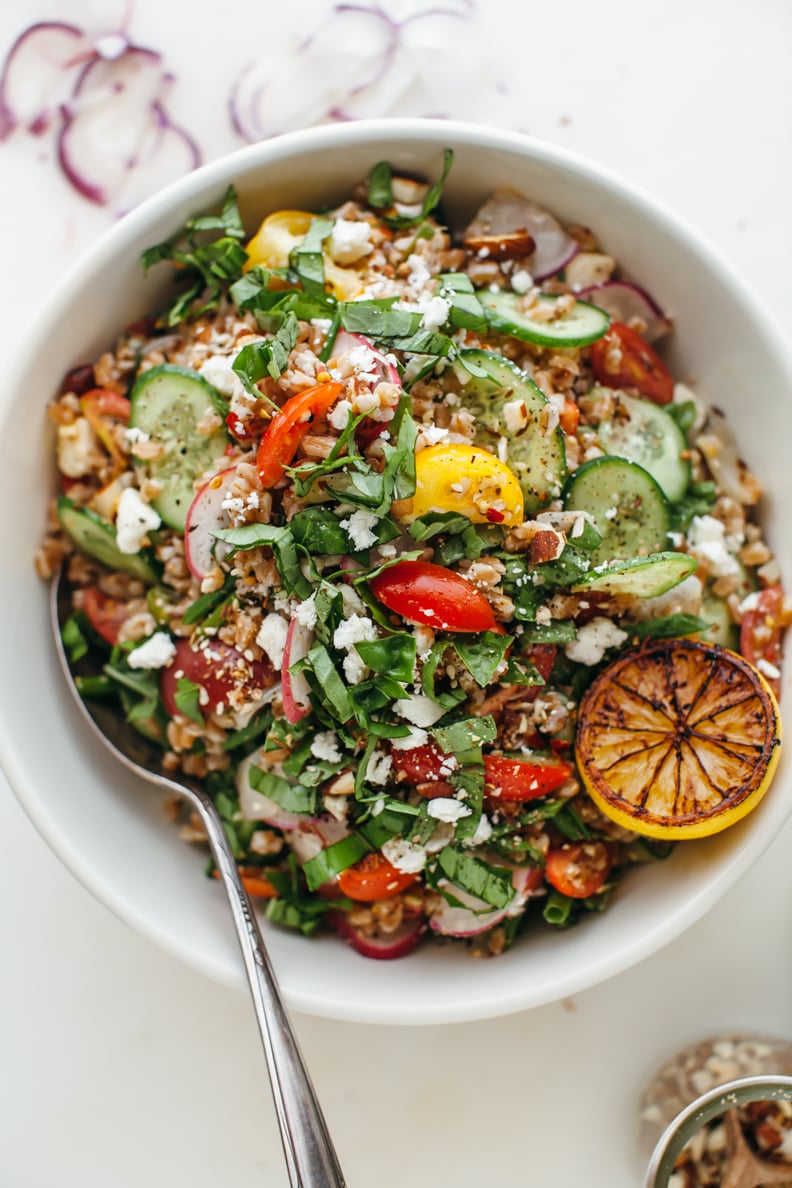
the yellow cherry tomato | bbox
[406,443,524,527]
[244,210,365,300]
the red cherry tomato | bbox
[213,867,278,898]
[225,409,269,442]
[391,743,572,803]
[257,381,343,487]
[160,638,275,719]
[545,842,612,899]
[80,388,131,421]
[590,322,674,404]
[81,587,129,645]
[370,560,500,633]
[337,852,417,902]
[327,910,425,959]
[740,584,785,698]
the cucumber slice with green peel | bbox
[129,364,229,531]
[478,291,610,347]
[57,497,159,585]
[699,588,739,648]
[457,348,567,513]
[572,551,698,598]
[594,388,690,501]
[563,455,670,564]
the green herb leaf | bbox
[212,522,311,599]
[354,634,417,683]
[433,716,497,755]
[290,217,333,297]
[367,149,454,229]
[61,613,89,663]
[305,643,352,721]
[627,613,713,640]
[437,272,488,331]
[174,677,203,725]
[181,580,234,627]
[668,481,718,533]
[367,160,393,210]
[302,834,371,891]
[436,847,514,909]
[232,311,300,393]
[248,765,316,814]
[453,632,512,686]
[519,621,577,645]
[289,508,349,555]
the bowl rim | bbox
[3,117,792,1023]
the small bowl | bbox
[2,119,791,1024]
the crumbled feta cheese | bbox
[365,749,393,786]
[463,813,493,847]
[255,612,289,669]
[393,693,446,728]
[311,731,342,763]
[333,613,377,685]
[535,605,552,625]
[503,399,529,433]
[323,794,348,822]
[417,294,450,330]
[406,253,431,291]
[57,417,98,478]
[127,632,176,670]
[381,836,428,874]
[339,584,367,616]
[340,508,378,550]
[757,657,781,681]
[327,399,352,431]
[390,726,430,751]
[330,218,373,265]
[419,425,451,446]
[125,426,150,445]
[687,515,740,577]
[739,591,761,613]
[199,353,250,402]
[115,486,161,554]
[346,344,377,374]
[294,594,317,630]
[564,617,628,666]
[426,798,472,823]
[511,268,533,295]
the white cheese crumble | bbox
[255,612,289,670]
[564,617,628,666]
[327,399,352,431]
[365,749,393,786]
[340,508,378,550]
[294,594,317,630]
[463,813,493,847]
[426,798,472,823]
[346,344,377,374]
[393,693,446,728]
[406,253,431,291]
[127,632,176,670]
[329,218,373,265]
[310,731,342,763]
[687,515,740,577]
[333,613,377,685]
[124,426,150,445]
[757,657,782,681]
[417,294,450,330]
[419,425,451,446]
[511,268,533,294]
[503,399,529,433]
[199,353,250,402]
[390,726,430,751]
[115,486,161,554]
[381,836,428,874]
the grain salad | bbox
[40,151,788,959]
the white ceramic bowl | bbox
[2,120,791,1025]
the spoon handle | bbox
[193,785,347,1188]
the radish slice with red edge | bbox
[329,331,400,386]
[281,618,314,724]
[428,866,541,937]
[328,910,424,959]
[289,817,350,865]
[0,21,89,140]
[578,280,672,344]
[464,189,579,282]
[184,465,238,581]
[236,749,308,831]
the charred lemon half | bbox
[575,638,782,839]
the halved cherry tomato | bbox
[213,867,278,898]
[257,381,343,488]
[370,560,500,633]
[226,409,269,442]
[160,638,275,719]
[741,584,785,698]
[337,852,417,902]
[81,587,129,646]
[590,322,674,404]
[545,842,612,899]
[391,743,572,803]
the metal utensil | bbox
[645,1074,792,1187]
[52,573,346,1188]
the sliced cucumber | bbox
[129,364,228,531]
[478,291,609,347]
[699,588,738,648]
[594,388,690,501]
[457,348,567,513]
[572,552,697,598]
[563,456,669,564]
[57,497,159,584]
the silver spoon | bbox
[52,572,347,1188]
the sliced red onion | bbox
[229,4,398,142]
[578,280,672,343]
[328,910,424,959]
[184,466,237,581]
[464,189,579,282]
[281,618,314,724]
[429,865,540,937]
[236,749,307,831]
[0,21,89,141]
[113,101,201,215]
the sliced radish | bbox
[113,101,201,216]
[281,617,314,724]
[236,748,307,830]
[329,331,400,386]
[288,816,350,865]
[328,910,425,959]
[463,189,579,282]
[184,466,238,581]
[0,21,90,141]
[57,46,169,206]
[428,865,541,937]
[578,280,672,343]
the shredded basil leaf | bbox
[302,834,371,890]
[668,481,718,533]
[519,621,577,645]
[367,149,454,229]
[436,847,514,909]
[173,677,203,725]
[232,310,300,393]
[437,272,488,331]
[453,633,512,686]
[354,634,416,683]
[290,217,333,297]
[627,613,713,640]
[248,765,316,814]
[62,613,89,663]
[433,716,497,755]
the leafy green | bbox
[212,523,311,599]
[290,217,333,296]
[265,856,346,936]
[519,621,577,645]
[627,613,712,640]
[289,508,349,555]
[232,311,300,394]
[61,613,89,663]
[366,149,454,229]
[433,716,497,755]
[665,401,697,439]
[181,579,234,627]
[437,272,488,331]
[174,677,203,725]
[304,644,352,721]
[453,632,512,686]
[74,674,113,698]
[436,847,514,909]
[354,634,416,683]
[302,835,371,891]
[553,804,593,842]
[668,481,718,533]
[248,766,316,814]
[420,641,467,711]
[339,301,456,357]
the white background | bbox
[1,1,791,1184]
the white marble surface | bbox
[1,1,791,1184]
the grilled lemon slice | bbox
[576,638,781,839]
